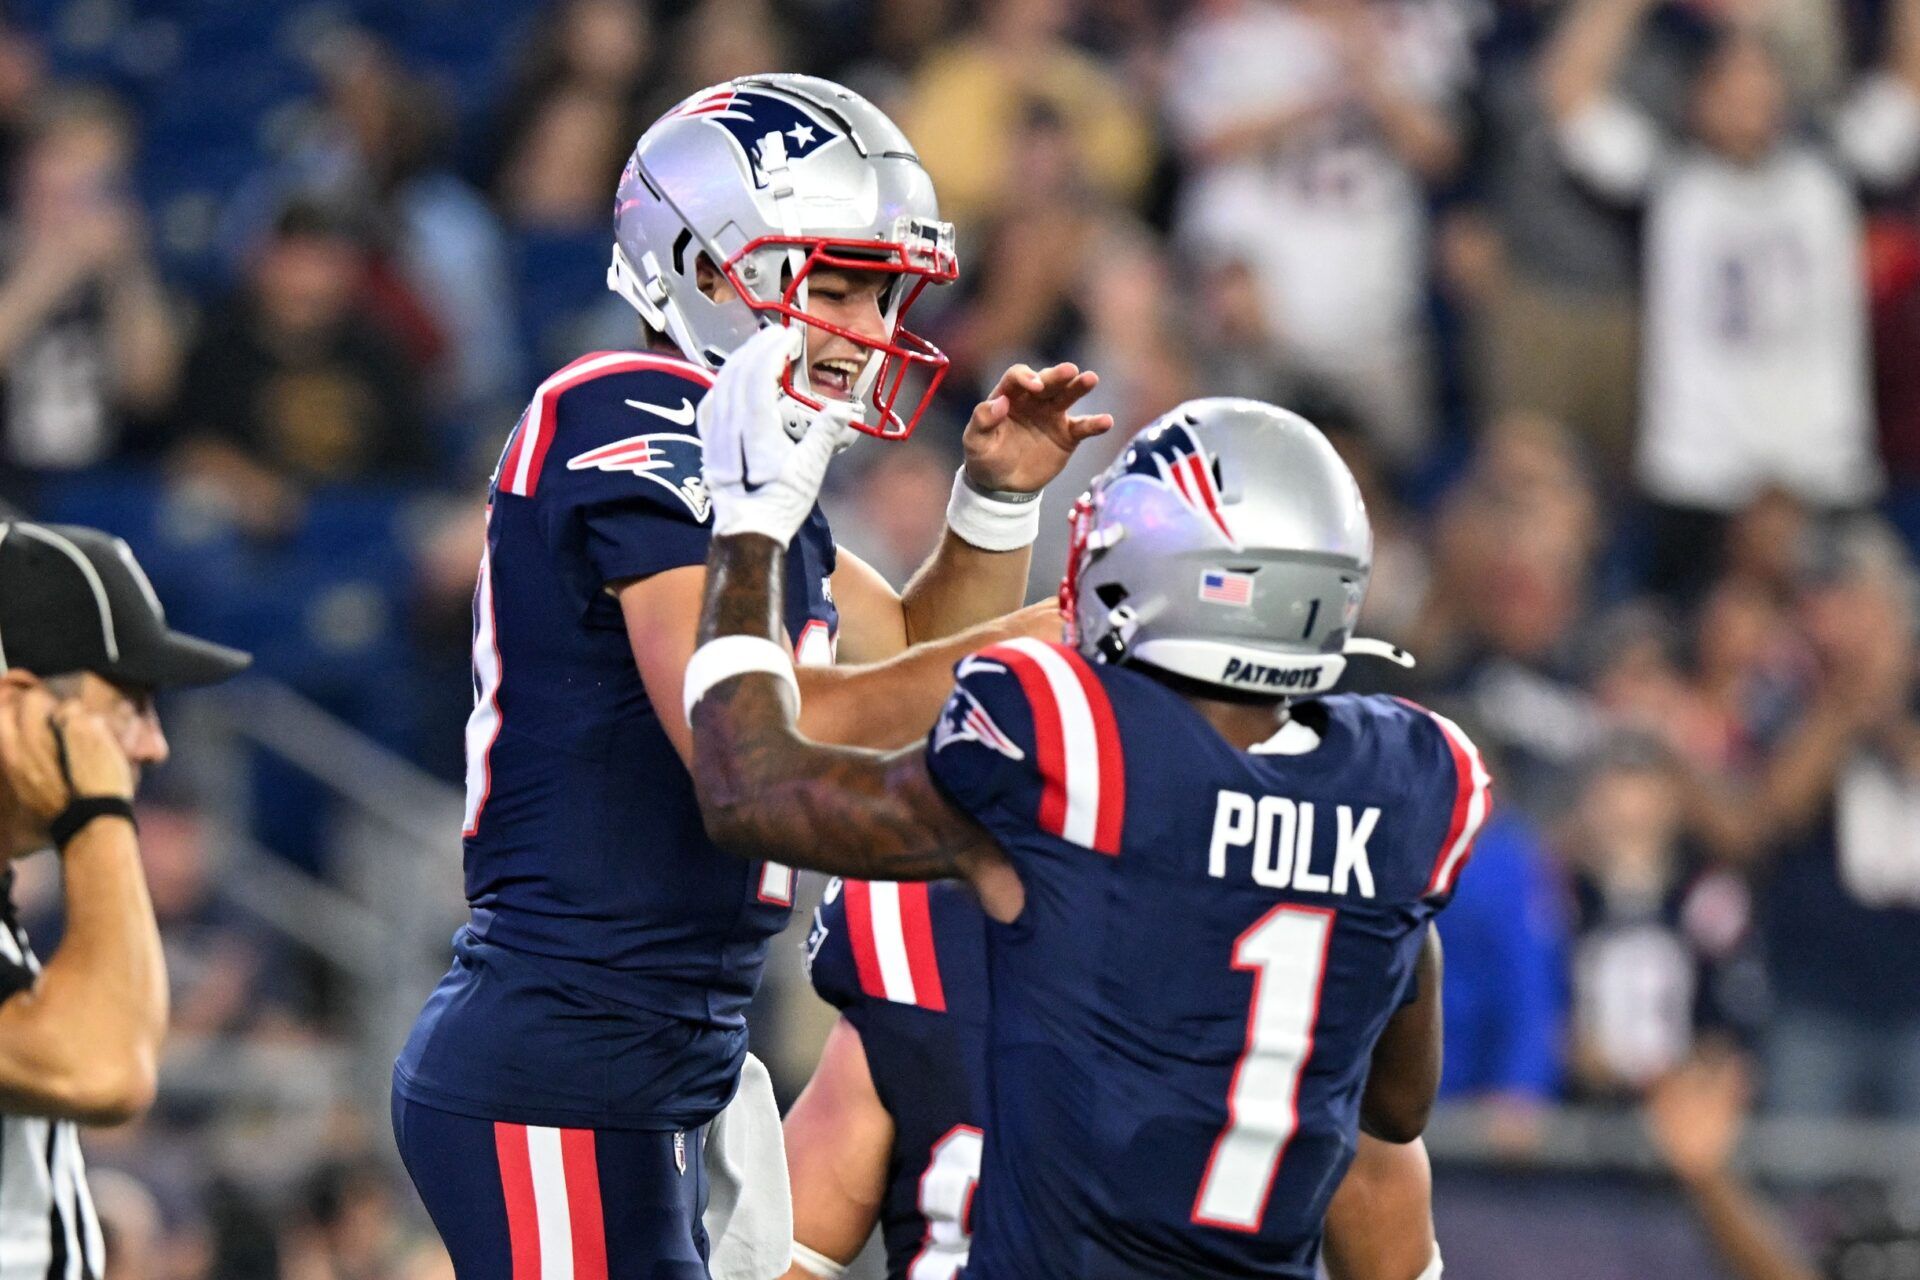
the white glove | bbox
[699,323,859,547]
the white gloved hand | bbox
[699,323,859,547]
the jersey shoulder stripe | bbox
[844,880,947,1012]
[499,351,712,498]
[1394,698,1493,897]
[974,638,1125,855]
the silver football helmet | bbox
[1062,398,1413,697]
[609,73,958,439]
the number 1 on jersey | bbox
[1192,905,1336,1232]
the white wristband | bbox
[947,468,1042,552]
[789,1241,847,1279]
[682,636,800,723]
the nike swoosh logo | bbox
[626,397,697,426]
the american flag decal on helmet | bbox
[1122,421,1238,548]
[673,87,838,188]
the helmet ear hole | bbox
[1095,583,1128,610]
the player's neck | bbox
[1187,695,1293,753]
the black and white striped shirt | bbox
[0,874,104,1280]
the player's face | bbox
[798,267,892,401]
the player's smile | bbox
[800,267,890,402]
[808,355,863,399]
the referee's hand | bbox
[0,674,135,823]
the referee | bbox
[0,520,248,1280]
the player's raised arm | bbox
[840,359,1111,653]
[683,326,1016,896]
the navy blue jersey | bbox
[924,638,1490,1280]
[806,878,990,1280]
[395,350,839,1131]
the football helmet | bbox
[1062,397,1413,697]
[609,73,957,439]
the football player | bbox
[684,332,1487,1279]
[392,74,1111,1278]
[781,875,1441,1280]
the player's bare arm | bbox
[0,675,164,1124]
[779,1017,895,1280]
[688,526,1010,892]
[620,568,1057,761]
[877,359,1111,646]
[1360,925,1445,1144]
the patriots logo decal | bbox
[567,432,711,522]
[934,684,1026,761]
[1121,421,1239,548]
[673,87,839,188]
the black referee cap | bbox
[0,521,250,689]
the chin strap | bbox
[1343,637,1417,668]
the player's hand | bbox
[0,675,135,823]
[1006,600,1066,645]
[962,363,1114,496]
[699,323,858,548]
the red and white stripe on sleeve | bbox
[1415,705,1492,898]
[978,638,1126,855]
[497,352,713,499]
[843,880,947,1011]
[493,1123,608,1280]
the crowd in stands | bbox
[1,0,1918,1274]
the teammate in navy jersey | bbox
[781,877,1441,1280]
[683,373,1486,1279]
[391,73,1113,1279]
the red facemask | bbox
[719,223,958,441]
[1059,492,1098,636]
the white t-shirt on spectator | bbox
[1557,80,1920,511]
[1165,0,1471,355]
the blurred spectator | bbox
[1434,808,1566,1152]
[280,1159,449,1280]
[169,200,429,536]
[1693,522,1920,1117]
[1644,1052,1822,1280]
[668,0,796,102]
[1415,414,1604,813]
[1546,0,1920,596]
[89,1168,165,1280]
[1025,223,1196,599]
[0,16,45,189]
[1165,0,1469,469]
[484,0,656,193]
[1562,735,1765,1097]
[232,30,520,420]
[494,84,630,236]
[137,805,310,1041]
[900,0,1153,228]
[0,88,181,489]
[943,102,1101,392]
[1444,0,1685,482]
